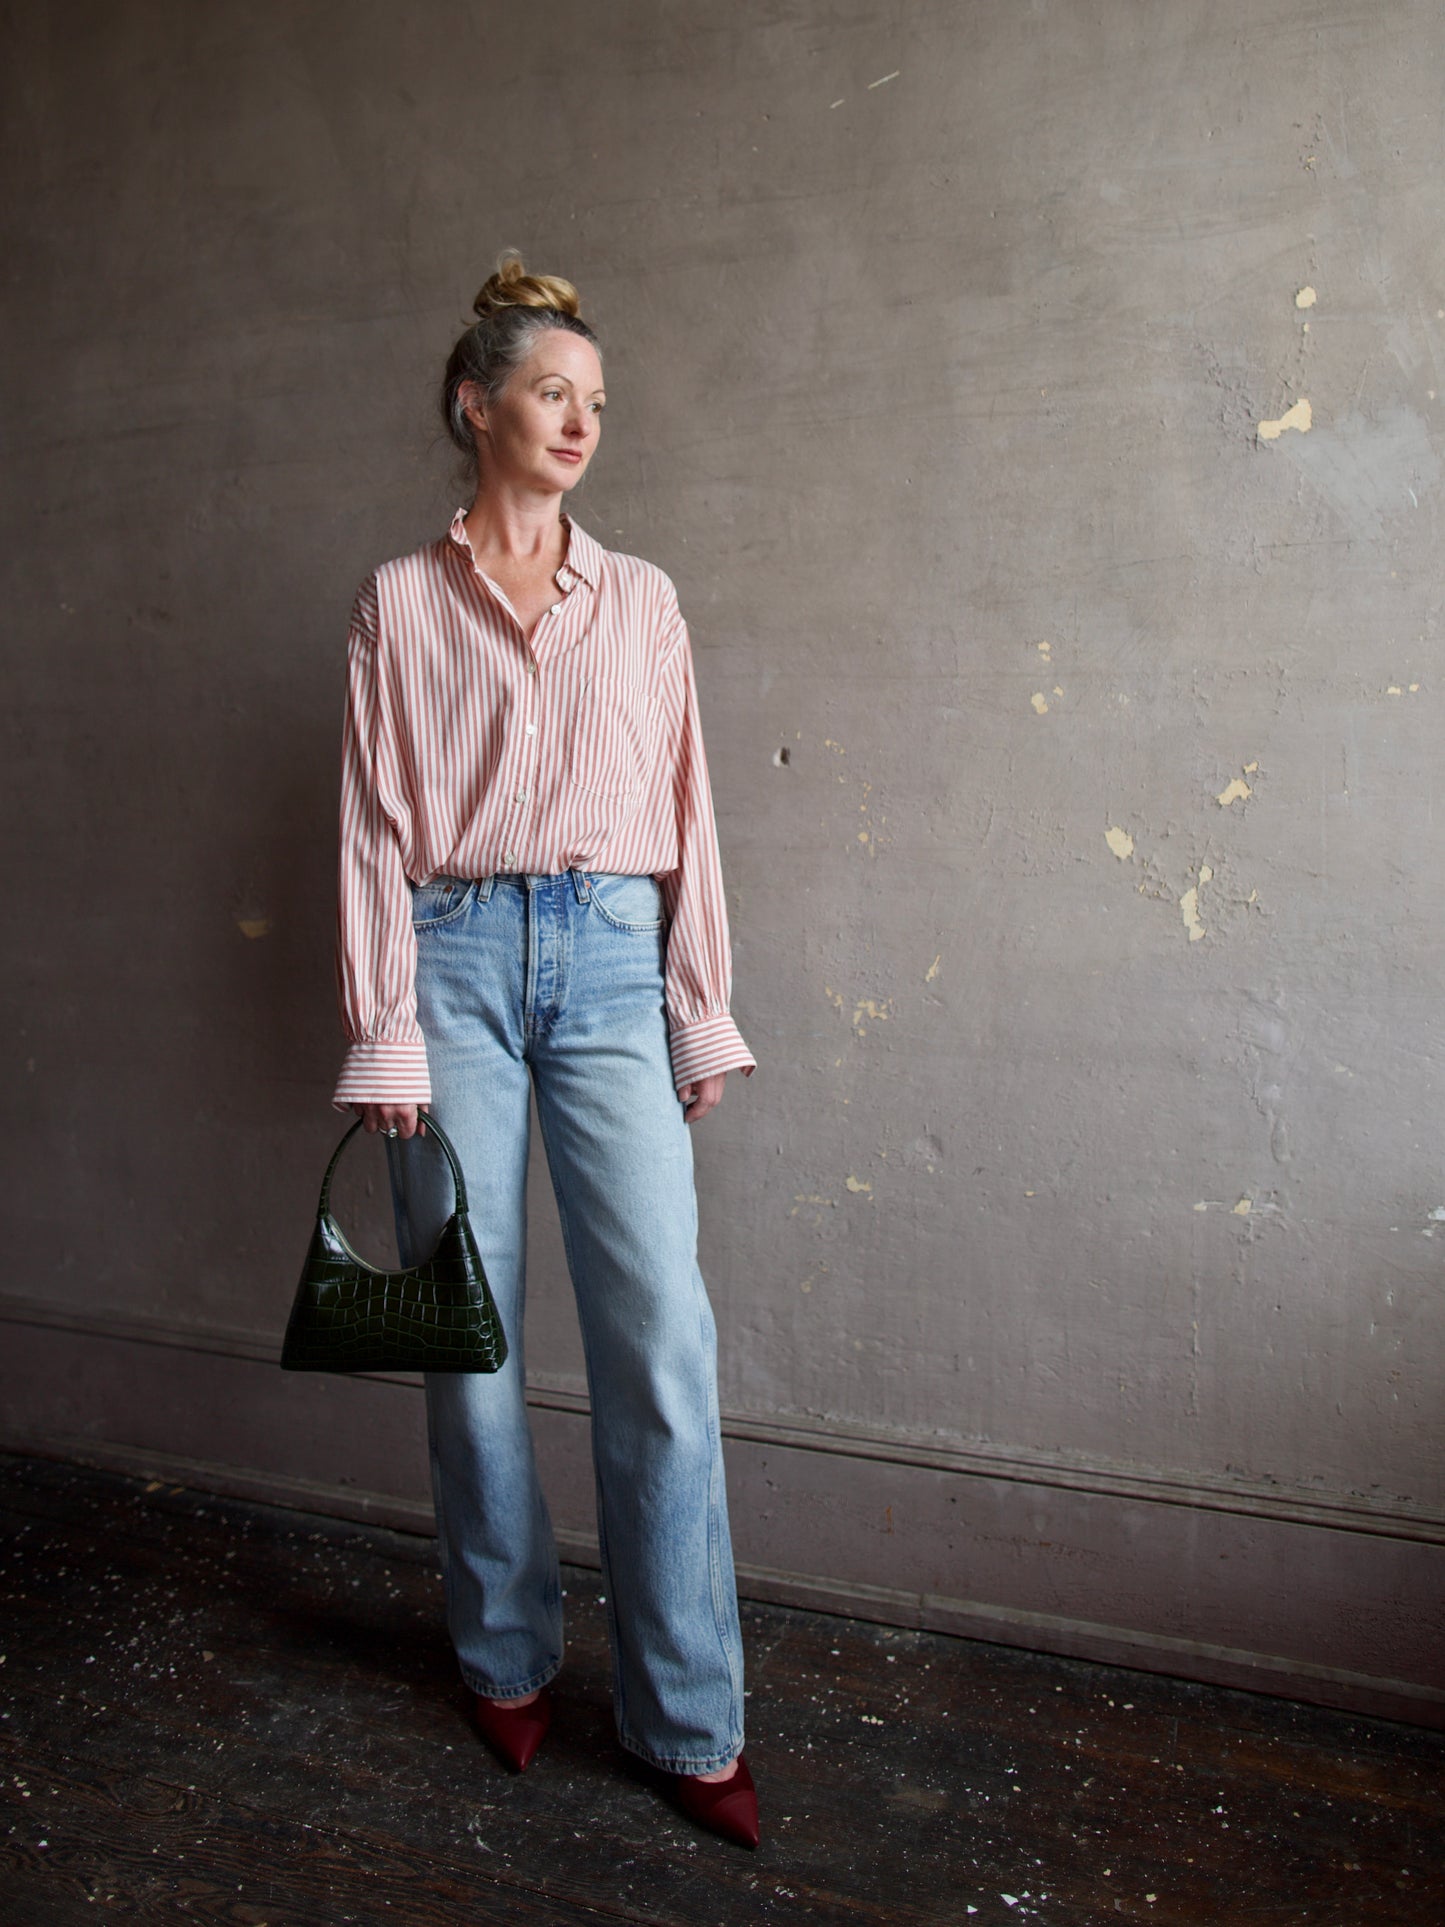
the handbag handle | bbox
[318,1115,470,1218]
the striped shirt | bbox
[332,509,755,1108]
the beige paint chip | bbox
[1180,886,1205,943]
[845,1175,873,1195]
[1105,826,1135,861]
[853,998,892,1029]
[925,954,942,983]
[1295,286,1317,309]
[237,918,272,940]
[1216,779,1252,807]
[1258,398,1312,441]
[1232,1198,1252,1217]
[1030,692,1050,715]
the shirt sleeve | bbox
[655,610,756,1092]
[331,581,432,1110]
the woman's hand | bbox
[679,1073,726,1125]
[354,1103,427,1138]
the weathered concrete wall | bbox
[3,0,1442,1721]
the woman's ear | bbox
[458,379,488,436]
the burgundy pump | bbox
[669,1754,759,1849]
[471,1687,552,1772]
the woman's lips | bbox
[551,449,583,464]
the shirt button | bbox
[515,790,527,804]
[549,603,562,617]
[503,850,516,868]
[525,661,537,675]
[525,722,537,736]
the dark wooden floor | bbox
[1,1455,1440,1925]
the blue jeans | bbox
[387,870,745,1774]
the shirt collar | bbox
[446,507,604,591]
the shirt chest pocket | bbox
[567,677,659,800]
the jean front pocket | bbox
[587,873,666,933]
[568,678,658,799]
[411,878,476,930]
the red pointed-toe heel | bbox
[669,1753,759,1849]
[471,1686,552,1772]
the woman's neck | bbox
[463,487,567,570]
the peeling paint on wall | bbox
[1216,779,1252,807]
[1105,826,1135,860]
[1180,864,1213,944]
[1258,398,1313,441]
[1296,286,1318,309]
[1030,692,1050,715]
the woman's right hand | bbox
[354,1103,426,1139]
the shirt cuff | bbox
[331,1038,433,1112]
[667,1012,756,1092]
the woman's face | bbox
[467,330,605,495]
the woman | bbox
[332,254,758,1848]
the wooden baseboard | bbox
[2,1302,1442,1728]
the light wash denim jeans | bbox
[387,870,745,1774]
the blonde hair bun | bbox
[473,250,582,322]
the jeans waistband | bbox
[427,869,596,904]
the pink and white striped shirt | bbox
[332,509,754,1109]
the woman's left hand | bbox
[679,1072,726,1124]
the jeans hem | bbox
[618,1732,746,1776]
[461,1659,562,1701]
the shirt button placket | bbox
[507,649,539,873]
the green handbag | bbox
[280,1116,508,1375]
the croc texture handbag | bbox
[280,1117,507,1375]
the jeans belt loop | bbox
[569,867,591,904]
